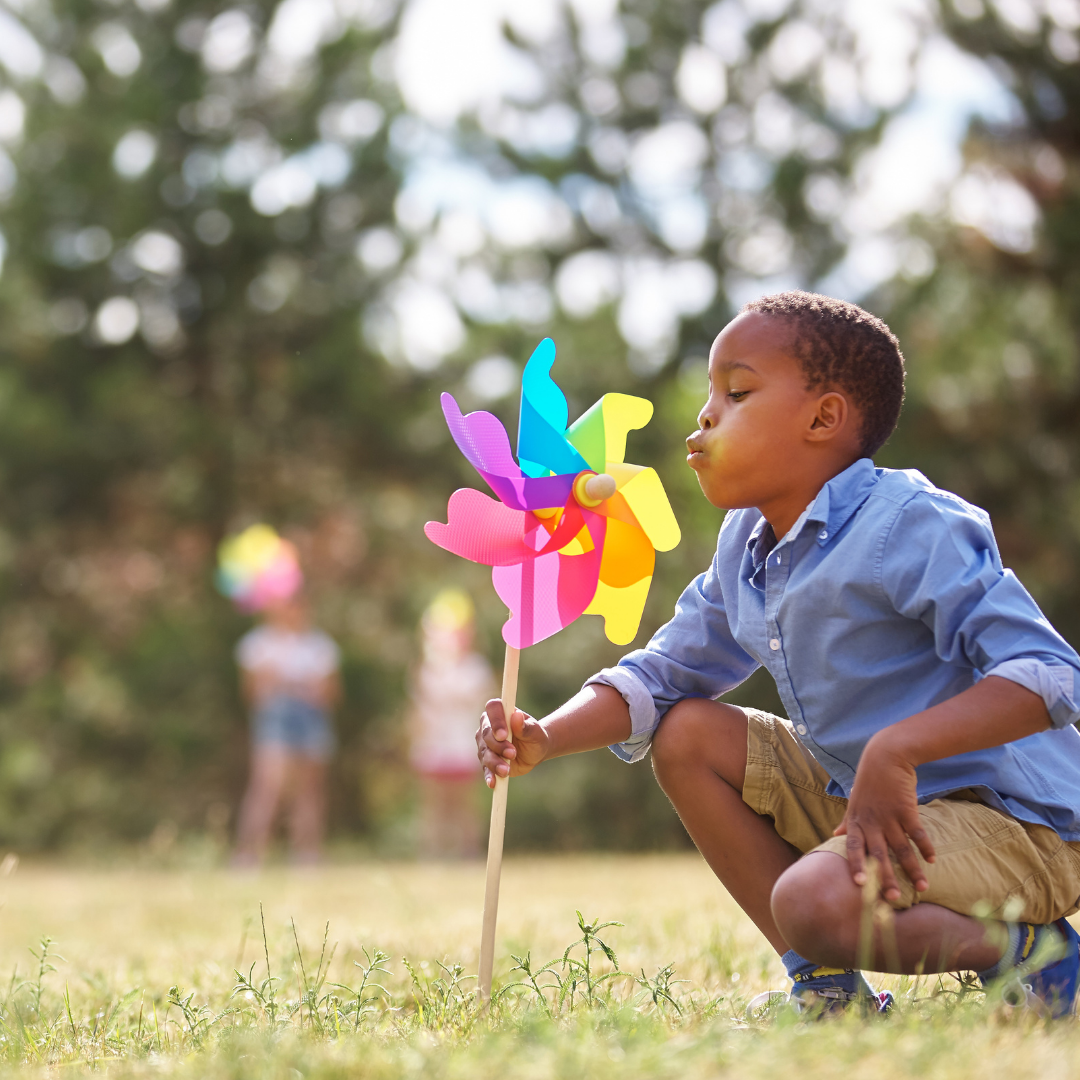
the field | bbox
[0,854,1075,1077]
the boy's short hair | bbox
[742,291,905,457]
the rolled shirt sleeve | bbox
[880,492,1080,729]
[586,665,658,763]
[984,658,1080,729]
[586,537,761,762]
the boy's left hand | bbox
[833,736,936,903]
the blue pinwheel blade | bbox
[517,338,590,479]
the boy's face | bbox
[687,311,843,511]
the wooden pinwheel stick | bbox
[478,641,520,1004]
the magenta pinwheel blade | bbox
[441,393,522,480]
[534,500,585,556]
[424,488,536,567]
[492,512,606,648]
[441,393,576,511]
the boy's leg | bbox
[772,852,1001,973]
[651,698,803,954]
[771,796,1080,980]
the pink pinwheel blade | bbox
[492,512,607,648]
[441,394,576,511]
[534,500,585,556]
[424,489,537,566]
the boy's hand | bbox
[476,699,550,788]
[833,736,936,903]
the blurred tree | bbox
[0,0,426,848]
[0,0,1057,855]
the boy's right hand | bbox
[476,699,550,788]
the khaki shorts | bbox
[742,709,1080,923]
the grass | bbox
[0,854,1073,1077]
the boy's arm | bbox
[478,684,631,788]
[591,534,761,763]
[840,678,1051,904]
[845,492,1080,902]
[479,522,760,783]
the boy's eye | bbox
[727,390,749,401]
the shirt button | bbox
[819,530,828,540]
[769,638,780,651]
[796,724,808,736]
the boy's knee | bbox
[651,698,747,788]
[651,700,699,778]
[772,854,855,961]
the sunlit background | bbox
[0,0,1076,857]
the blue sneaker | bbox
[1022,918,1080,1018]
[994,919,1080,1019]
[790,978,893,1017]
[746,976,893,1021]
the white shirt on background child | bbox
[236,626,340,695]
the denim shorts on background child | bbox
[253,695,335,761]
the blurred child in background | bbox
[217,525,341,867]
[410,590,494,858]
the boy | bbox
[476,292,1080,1016]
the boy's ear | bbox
[806,391,849,442]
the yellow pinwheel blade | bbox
[582,517,655,645]
[602,394,653,465]
[584,577,653,646]
[606,463,681,552]
[566,394,654,471]
[598,517,654,588]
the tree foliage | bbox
[0,0,1073,851]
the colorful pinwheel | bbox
[424,337,680,1004]
[425,337,681,649]
[216,524,303,612]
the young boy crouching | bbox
[478,292,1080,1017]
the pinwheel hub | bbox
[573,470,617,508]
[531,471,615,519]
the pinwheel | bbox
[424,337,680,1000]
[216,524,303,612]
[425,337,680,649]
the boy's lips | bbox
[686,434,707,467]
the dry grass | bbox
[0,854,1073,1078]
[0,854,759,990]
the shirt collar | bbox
[744,457,879,566]
[805,457,879,546]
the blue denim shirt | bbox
[590,458,1080,840]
